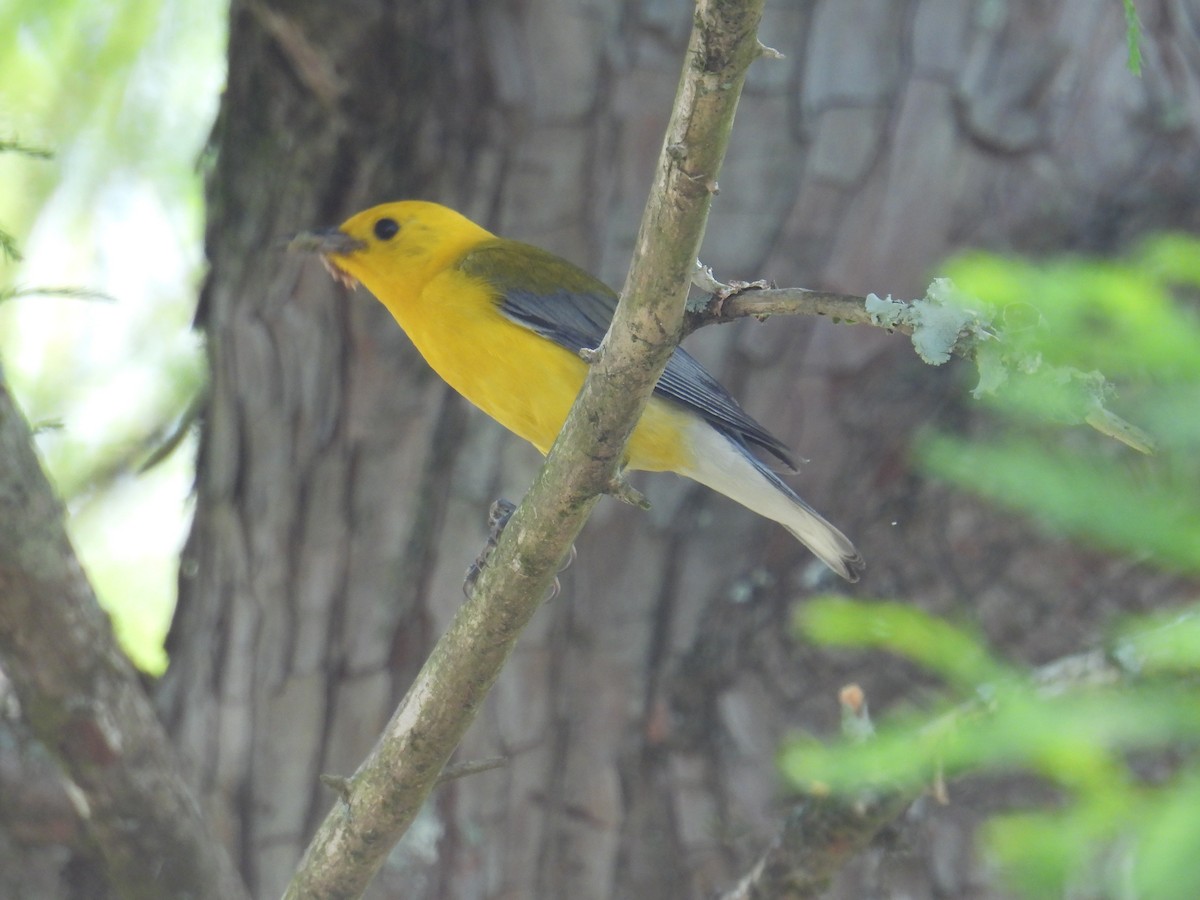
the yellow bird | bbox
[294,201,863,581]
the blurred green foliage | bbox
[1123,0,1144,76]
[0,0,225,672]
[931,236,1200,576]
[783,236,1200,898]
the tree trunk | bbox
[152,1,1200,898]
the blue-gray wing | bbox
[458,240,798,469]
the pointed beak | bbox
[287,228,367,289]
[287,227,366,257]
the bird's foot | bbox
[464,499,517,597]
[545,543,578,602]
[463,498,578,602]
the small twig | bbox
[685,282,873,335]
[607,473,651,509]
[247,1,344,107]
[0,285,117,305]
[1,229,21,263]
[436,756,507,785]
[0,139,53,159]
[685,273,1154,454]
[139,389,207,473]
[318,774,354,803]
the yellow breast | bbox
[387,266,693,473]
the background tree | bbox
[1,2,220,892]
[5,0,1200,897]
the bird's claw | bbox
[464,499,517,597]
[545,543,578,602]
[463,499,577,602]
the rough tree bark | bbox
[5,0,1198,897]
[0,379,247,900]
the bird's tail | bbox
[682,423,864,582]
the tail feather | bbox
[682,424,864,582]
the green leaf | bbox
[920,435,1200,574]
[1115,605,1200,673]
[796,596,1011,689]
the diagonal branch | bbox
[282,1,769,897]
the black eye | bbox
[374,217,400,241]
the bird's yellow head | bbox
[291,200,495,294]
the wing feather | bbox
[458,241,798,469]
